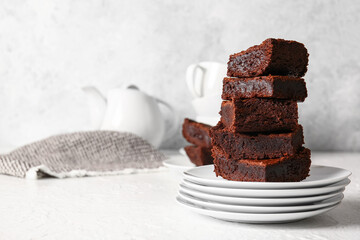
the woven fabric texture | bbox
[0,131,166,179]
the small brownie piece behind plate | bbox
[220,98,298,133]
[182,118,212,148]
[227,38,309,78]
[210,123,304,160]
[212,146,311,182]
[222,76,307,102]
[185,145,213,166]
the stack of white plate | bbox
[177,165,351,223]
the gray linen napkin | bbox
[0,131,166,179]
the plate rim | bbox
[178,191,344,213]
[162,158,195,170]
[179,184,345,206]
[180,178,350,198]
[183,164,352,189]
[176,196,340,223]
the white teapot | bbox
[82,85,178,148]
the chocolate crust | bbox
[210,123,304,160]
[213,146,311,182]
[182,118,212,148]
[222,76,307,101]
[184,145,213,166]
[227,38,309,78]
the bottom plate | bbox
[176,196,340,223]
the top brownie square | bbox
[227,38,309,77]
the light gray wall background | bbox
[0,0,360,151]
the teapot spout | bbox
[82,86,107,130]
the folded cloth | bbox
[0,131,166,179]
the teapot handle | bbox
[186,64,206,98]
[155,98,179,143]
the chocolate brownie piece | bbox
[220,98,298,133]
[222,76,307,102]
[213,146,311,182]
[185,145,213,166]
[210,123,304,160]
[227,38,309,78]
[182,118,212,148]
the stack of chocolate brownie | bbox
[182,118,214,166]
[210,38,311,182]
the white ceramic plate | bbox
[179,148,186,156]
[163,155,195,177]
[179,184,345,206]
[176,196,340,223]
[183,165,351,189]
[178,191,344,213]
[181,178,350,198]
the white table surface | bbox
[0,151,359,240]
